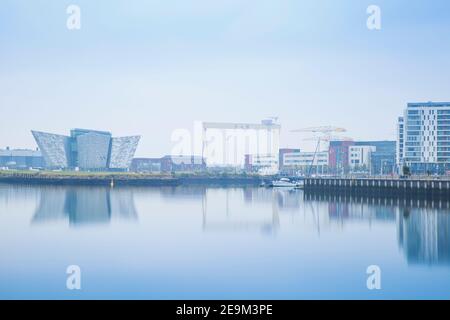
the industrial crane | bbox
[291,126,346,134]
[290,126,349,176]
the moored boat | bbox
[271,178,303,188]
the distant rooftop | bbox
[0,149,42,157]
[70,128,112,137]
[407,102,450,108]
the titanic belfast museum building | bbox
[32,129,140,171]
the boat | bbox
[271,178,303,188]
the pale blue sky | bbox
[1,0,450,156]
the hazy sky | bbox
[1,0,450,156]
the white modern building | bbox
[245,154,278,175]
[281,151,329,175]
[397,116,404,167]
[283,151,328,166]
[398,102,450,174]
[348,145,376,170]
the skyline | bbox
[2,1,450,156]
[2,1,450,303]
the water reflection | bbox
[201,188,280,234]
[22,185,450,266]
[398,207,450,266]
[32,186,137,225]
[159,186,206,199]
[304,192,450,266]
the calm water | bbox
[0,183,449,299]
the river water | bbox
[0,183,449,299]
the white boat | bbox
[271,178,302,188]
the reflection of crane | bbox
[291,126,348,176]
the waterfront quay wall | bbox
[0,172,178,186]
[304,177,450,198]
[0,172,265,187]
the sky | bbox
[1,0,450,156]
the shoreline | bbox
[0,171,268,187]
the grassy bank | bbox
[0,170,268,186]
[0,170,170,178]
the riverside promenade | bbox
[304,177,450,198]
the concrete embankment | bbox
[0,171,266,187]
[304,177,450,198]
[177,176,264,186]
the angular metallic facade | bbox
[76,132,112,169]
[32,131,71,168]
[31,129,140,170]
[109,136,141,169]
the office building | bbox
[329,140,354,174]
[399,102,450,174]
[278,148,300,172]
[165,155,206,172]
[348,145,376,170]
[131,155,206,173]
[355,141,396,175]
[397,116,404,168]
[244,154,278,174]
[32,129,140,170]
[131,158,165,173]
[280,150,329,175]
[329,140,396,175]
[0,148,45,169]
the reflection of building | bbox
[201,188,280,233]
[398,208,450,265]
[243,187,301,210]
[305,192,450,266]
[32,186,138,225]
[32,129,140,170]
[398,102,450,174]
[0,148,45,169]
[311,194,397,222]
